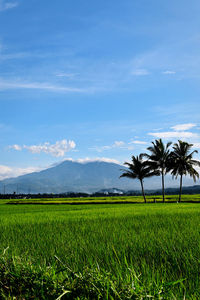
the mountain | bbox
[0,160,135,194]
[0,160,199,194]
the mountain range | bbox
[0,160,199,194]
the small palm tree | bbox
[170,140,200,202]
[142,139,172,203]
[120,154,159,203]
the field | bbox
[1,197,200,299]
[5,194,200,204]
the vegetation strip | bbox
[5,194,200,204]
[0,203,200,298]
[7,201,148,205]
[121,139,200,203]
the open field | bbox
[5,194,200,204]
[1,200,200,298]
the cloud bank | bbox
[148,123,199,139]
[0,80,92,93]
[64,157,121,164]
[9,139,76,157]
[0,165,40,180]
[171,123,196,131]
[148,131,198,139]
[91,141,134,152]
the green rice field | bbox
[1,197,200,299]
[5,193,200,204]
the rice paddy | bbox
[1,198,200,299]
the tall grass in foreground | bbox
[0,254,185,299]
[1,203,200,298]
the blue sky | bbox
[1,0,200,179]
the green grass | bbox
[5,193,200,204]
[1,201,200,298]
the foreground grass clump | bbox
[0,255,62,299]
[0,203,200,298]
[0,254,183,299]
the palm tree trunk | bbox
[140,179,146,203]
[161,170,165,203]
[179,174,183,203]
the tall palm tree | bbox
[142,139,172,203]
[170,140,200,202]
[120,154,159,203]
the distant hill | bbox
[126,185,200,195]
[0,160,135,194]
[96,185,200,196]
[0,160,199,194]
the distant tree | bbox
[120,154,159,203]
[142,139,172,203]
[169,140,200,202]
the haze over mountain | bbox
[0,160,199,194]
[0,160,130,194]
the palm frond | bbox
[170,140,200,182]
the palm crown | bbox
[170,140,200,180]
[120,154,159,202]
[168,140,200,202]
[142,139,172,202]
[143,139,172,174]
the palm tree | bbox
[170,140,200,202]
[142,139,172,203]
[120,154,159,203]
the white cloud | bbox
[10,139,76,157]
[171,123,196,131]
[90,141,134,152]
[0,80,94,93]
[65,157,121,164]
[0,165,40,180]
[129,140,148,145]
[131,69,150,76]
[113,141,125,147]
[91,139,149,152]
[0,1,18,11]
[0,165,12,179]
[56,73,77,78]
[148,131,199,139]
[151,128,163,131]
[193,143,200,149]
[9,144,22,151]
[162,70,176,75]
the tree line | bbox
[120,139,200,203]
